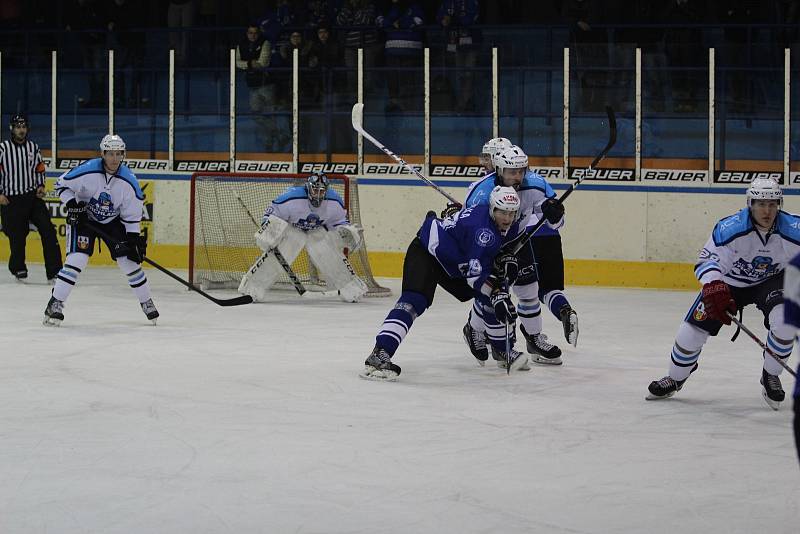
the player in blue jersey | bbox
[461,145,566,366]
[782,252,800,463]
[361,186,528,381]
[43,134,158,326]
[238,172,368,302]
[647,178,800,409]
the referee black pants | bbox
[0,190,62,278]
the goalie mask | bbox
[307,171,329,207]
[489,185,520,236]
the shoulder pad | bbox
[518,170,553,196]
[62,158,104,179]
[273,185,308,204]
[464,176,495,207]
[775,211,800,245]
[114,164,144,200]
[712,208,752,246]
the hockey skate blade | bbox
[645,391,676,401]
[761,388,781,411]
[42,316,62,327]
[358,366,399,382]
[530,354,563,366]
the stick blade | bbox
[351,102,364,131]
[214,295,254,306]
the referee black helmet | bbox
[9,113,29,130]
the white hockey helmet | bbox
[100,134,126,153]
[489,185,520,234]
[747,177,782,208]
[493,145,528,178]
[481,137,512,157]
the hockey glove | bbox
[114,233,147,263]
[440,202,462,219]
[492,250,519,286]
[701,280,736,325]
[336,224,363,252]
[491,288,517,325]
[541,198,564,225]
[65,199,87,226]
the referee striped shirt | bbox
[0,138,46,196]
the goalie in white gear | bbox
[238,171,368,302]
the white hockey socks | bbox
[52,252,89,302]
[763,306,794,376]
[513,281,543,335]
[117,256,152,303]
[668,322,708,381]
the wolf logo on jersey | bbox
[731,255,777,281]
[296,213,324,231]
[88,191,116,221]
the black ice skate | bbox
[141,299,159,325]
[520,324,562,365]
[43,296,64,326]
[462,322,489,366]
[491,346,531,371]
[559,304,579,347]
[360,346,401,381]
[760,369,785,411]
[646,363,698,400]
[13,269,28,282]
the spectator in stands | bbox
[437,0,480,112]
[168,0,195,66]
[378,0,425,113]
[236,24,279,152]
[304,0,338,29]
[562,0,607,112]
[307,25,342,107]
[65,0,105,107]
[280,31,315,67]
[337,0,380,95]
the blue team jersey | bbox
[417,204,521,292]
[783,251,800,399]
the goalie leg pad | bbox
[239,227,307,301]
[255,215,289,252]
[306,228,368,302]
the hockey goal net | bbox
[189,172,391,297]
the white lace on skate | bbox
[494,349,531,372]
[529,333,563,365]
[141,299,159,325]
[359,349,400,381]
[646,376,678,400]
[463,323,488,366]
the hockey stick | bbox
[351,102,461,205]
[726,312,798,378]
[234,194,307,295]
[505,106,617,256]
[88,223,253,307]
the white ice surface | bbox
[1,265,798,534]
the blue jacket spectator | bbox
[377,0,425,58]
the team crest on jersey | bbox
[77,235,89,250]
[731,255,777,281]
[475,228,496,247]
[295,213,323,231]
[693,301,707,321]
[88,192,116,221]
[458,259,482,278]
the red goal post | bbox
[188,172,391,297]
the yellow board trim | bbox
[2,237,699,290]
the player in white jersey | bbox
[238,172,368,302]
[479,137,512,174]
[43,134,158,326]
[647,178,800,409]
[462,145,566,366]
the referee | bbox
[0,114,62,281]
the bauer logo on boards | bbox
[175,161,230,172]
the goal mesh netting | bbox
[189,172,391,297]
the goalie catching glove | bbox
[336,224,363,252]
[701,279,736,325]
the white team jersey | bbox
[263,185,348,231]
[55,158,145,233]
[695,208,800,288]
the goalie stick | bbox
[351,102,461,206]
[234,194,307,296]
[726,312,798,378]
[88,223,253,307]
[505,106,617,256]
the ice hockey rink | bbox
[1,265,798,534]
